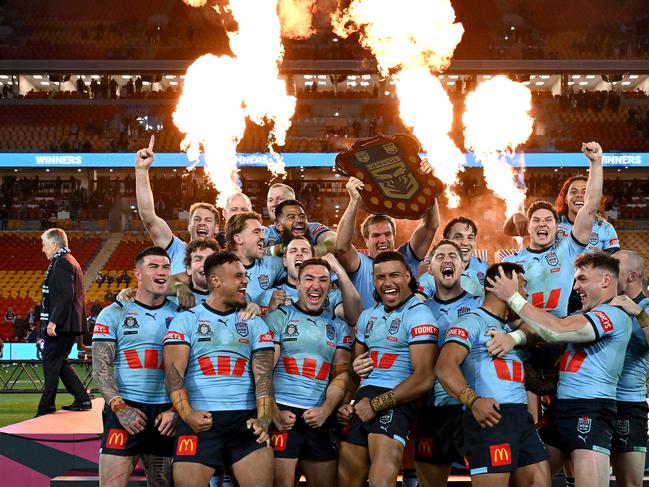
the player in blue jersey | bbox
[174,238,220,307]
[163,252,276,487]
[418,217,488,299]
[264,183,335,254]
[225,212,286,303]
[335,176,440,308]
[135,135,220,275]
[415,240,483,487]
[264,258,353,487]
[435,262,549,486]
[606,250,649,487]
[259,236,362,324]
[92,246,182,487]
[336,251,438,487]
[487,252,632,487]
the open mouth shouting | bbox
[195,226,209,238]
[441,263,456,282]
[536,227,550,241]
[306,289,323,306]
[153,277,168,289]
[292,223,306,236]
[381,285,399,302]
[376,242,390,252]
[237,285,248,300]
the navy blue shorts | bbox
[271,404,338,461]
[611,401,648,454]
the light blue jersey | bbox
[257,282,343,315]
[163,303,274,411]
[445,307,528,405]
[503,233,586,317]
[425,291,483,406]
[264,222,331,247]
[356,295,437,389]
[558,303,632,400]
[616,295,649,402]
[265,304,352,409]
[244,256,287,304]
[352,243,422,309]
[418,256,488,298]
[557,215,619,253]
[92,299,181,404]
[165,236,188,275]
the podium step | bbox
[51,469,146,486]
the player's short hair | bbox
[204,251,241,278]
[485,262,524,290]
[430,239,463,258]
[274,199,305,221]
[443,217,478,239]
[135,246,170,267]
[575,251,619,278]
[555,175,606,217]
[224,192,252,210]
[297,257,331,280]
[184,238,220,269]
[287,236,314,256]
[361,214,396,240]
[41,228,68,249]
[268,183,296,199]
[189,202,221,227]
[225,211,263,251]
[372,251,419,294]
[615,250,645,279]
[526,201,559,223]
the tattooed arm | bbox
[163,343,212,433]
[92,341,147,435]
[248,348,275,444]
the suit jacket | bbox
[45,253,86,335]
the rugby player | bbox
[217,192,253,248]
[92,247,182,487]
[335,176,440,308]
[487,252,632,487]
[436,262,550,487]
[264,258,353,487]
[163,252,276,487]
[176,238,221,307]
[337,251,438,487]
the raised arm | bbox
[322,253,362,325]
[334,178,363,274]
[409,199,440,260]
[503,212,529,237]
[572,141,603,244]
[135,135,174,247]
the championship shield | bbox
[335,134,444,219]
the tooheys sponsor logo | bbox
[592,310,613,333]
[343,335,352,344]
[609,238,619,246]
[489,443,512,466]
[446,327,469,340]
[411,324,438,337]
[106,428,127,449]
[35,155,83,165]
[176,435,197,456]
[163,331,185,341]
[272,431,287,451]
[93,323,109,334]
[259,331,274,343]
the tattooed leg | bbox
[142,453,173,487]
[99,453,138,487]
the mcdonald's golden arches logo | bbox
[106,428,127,449]
[489,443,512,467]
[416,437,433,458]
[176,435,198,456]
[271,431,288,452]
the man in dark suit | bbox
[36,228,92,416]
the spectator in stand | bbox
[4,306,15,325]
[103,290,115,302]
[90,300,103,318]
[117,270,131,286]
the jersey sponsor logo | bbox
[489,443,512,466]
[106,428,127,449]
[271,431,287,451]
[416,437,433,458]
[559,351,586,373]
[93,324,109,335]
[592,310,613,333]
[196,323,213,336]
[285,323,299,337]
[411,324,438,337]
[282,357,331,380]
[389,318,401,335]
[326,323,335,340]
[609,238,619,246]
[577,416,592,434]
[122,316,139,329]
[616,419,630,436]
[311,224,327,235]
[236,320,249,337]
[545,251,559,267]
[176,435,198,456]
[163,331,185,342]
[198,356,247,376]
[446,327,469,340]
[369,351,398,369]
[457,306,471,316]
[259,332,274,343]
[589,232,599,245]
[258,274,270,290]
[343,335,352,344]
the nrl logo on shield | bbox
[577,416,592,434]
[616,419,630,436]
[379,410,394,424]
[258,274,270,290]
[545,251,559,267]
[389,318,401,335]
[382,143,398,155]
[355,150,370,163]
[235,320,249,337]
[326,323,335,340]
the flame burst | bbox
[279,0,317,39]
[463,75,533,217]
[176,0,297,206]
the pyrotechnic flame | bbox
[279,0,317,39]
[176,0,297,205]
[463,75,533,217]
[332,0,464,74]
[395,68,464,207]
[183,0,208,6]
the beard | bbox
[280,226,313,246]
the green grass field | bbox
[0,363,96,427]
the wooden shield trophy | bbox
[335,134,444,219]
